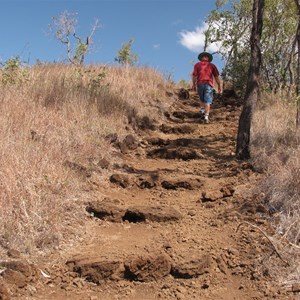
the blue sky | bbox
[0,0,223,82]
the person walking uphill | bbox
[192,52,222,124]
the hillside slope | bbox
[0,89,295,300]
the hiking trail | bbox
[0,90,293,300]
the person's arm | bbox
[212,65,222,93]
[192,64,198,91]
[215,76,222,94]
[192,75,197,91]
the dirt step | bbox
[147,147,204,161]
[65,222,173,283]
[67,250,215,283]
[113,163,160,175]
[172,111,202,120]
[109,169,203,190]
[170,254,214,279]
[123,206,181,223]
[159,124,195,134]
[110,173,158,189]
[86,199,182,223]
[161,178,203,190]
[179,100,201,107]
[147,137,205,147]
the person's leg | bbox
[197,85,205,114]
[200,103,205,116]
[200,105,205,114]
[203,85,214,123]
[204,102,210,114]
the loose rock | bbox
[201,189,224,202]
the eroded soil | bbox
[0,90,297,300]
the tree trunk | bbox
[295,0,300,128]
[236,0,265,160]
[288,63,294,97]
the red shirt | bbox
[193,61,219,87]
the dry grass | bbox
[251,92,300,284]
[0,63,172,255]
[251,92,300,245]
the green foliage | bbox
[206,0,298,94]
[206,0,252,94]
[73,42,88,65]
[261,0,297,92]
[70,66,107,96]
[115,38,138,66]
[215,0,228,8]
[0,56,29,85]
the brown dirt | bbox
[1,90,297,299]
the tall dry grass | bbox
[251,93,300,285]
[251,93,300,245]
[0,63,172,255]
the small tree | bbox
[115,38,138,66]
[49,11,100,65]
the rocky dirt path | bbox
[1,91,295,299]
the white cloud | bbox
[153,44,160,50]
[178,23,220,53]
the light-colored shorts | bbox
[197,84,214,104]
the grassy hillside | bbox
[0,61,299,258]
[0,63,174,254]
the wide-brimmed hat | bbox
[198,52,213,62]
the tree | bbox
[49,11,100,65]
[206,0,253,92]
[294,0,300,128]
[236,0,265,159]
[206,0,297,94]
[115,38,138,66]
[260,0,297,93]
